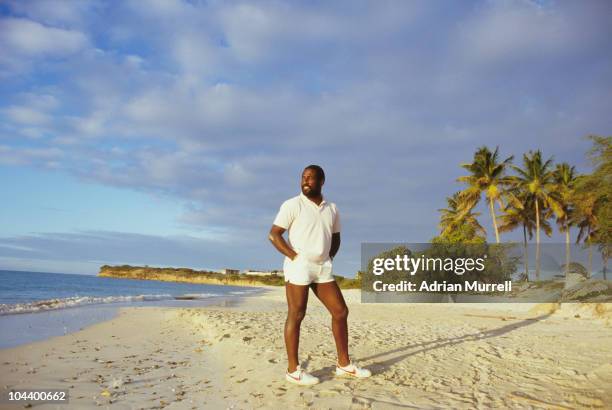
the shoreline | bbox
[0,289,272,350]
[1,288,611,408]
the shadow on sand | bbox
[308,313,552,381]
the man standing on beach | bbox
[268,165,371,385]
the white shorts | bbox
[283,254,335,285]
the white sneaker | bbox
[335,361,372,378]
[285,365,320,385]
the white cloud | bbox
[126,0,196,21]
[124,54,144,69]
[171,30,224,78]
[224,163,255,186]
[0,144,64,166]
[0,17,88,57]
[65,110,108,137]
[454,1,608,65]
[18,127,46,139]
[217,1,426,63]
[18,93,60,111]
[5,0,99,26]
[3,105,51,125]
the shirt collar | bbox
[300,191,326,207]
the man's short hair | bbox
[304,164,325,182]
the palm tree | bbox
[438,191,486,239]
[553,162,577,277]
[573,174,609,279]
[572,136,611,279]
[573,183,598,278]
[457,146,514,243]
[510,150,563,280]
[584,136,611,280]
[499,194,552,281]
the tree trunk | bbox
[523,223,529,281]
[587,241,593,279]
[565,224,570,278]
[489,197,500,244]
[535,198,541,281]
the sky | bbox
[0,0,611,276]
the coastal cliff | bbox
[98,265,285,287]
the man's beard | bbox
[302,186,321,197]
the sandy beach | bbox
[1,287,611,409]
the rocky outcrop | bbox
[98,265,284,287]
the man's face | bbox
[301,168,323,197]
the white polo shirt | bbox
[273,192,341,264]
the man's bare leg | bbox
[310,281,350,367]
[284,282,310,373]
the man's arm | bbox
[329,232,341,260]
[268,225,298,260]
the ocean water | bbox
[0,270,266,349]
